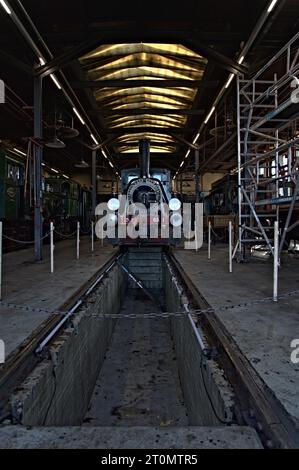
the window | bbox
[6,162,20,182]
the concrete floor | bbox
[173,244,299,428]
[84,289,188,427]
[0,425,262,449]
[0,238,115,356]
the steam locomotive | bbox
[105,139,182,246]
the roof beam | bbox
[36,37,101,77]
[88,108,205,116]
[106,127,194,134]
[35,32,246,77]
[71,80,219,89]
[116,152,181,158]
[186,37,246,74]
[116,141,180,147]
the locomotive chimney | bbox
[139,139,150,178]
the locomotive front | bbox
[105,139,182,246]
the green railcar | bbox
[44,177,91,234]
[204,174,238,216]
[0,149,92,249]
[0,150,25,220]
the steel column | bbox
[34,75,43,262]
[195,149,200,203]
[91,149,97,216]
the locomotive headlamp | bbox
[107,198,120,211]
[169,198,181,211]
[170,213,183,227]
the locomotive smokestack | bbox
[139,139,150,178]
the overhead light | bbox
[108,161,113,168]
[204,106,215,125]
[267,0,278,13]
[50,168,59,173]
[90,133,99,145]
[193,132,200,144]
[173,175,176,180]
[39,57,45,66]
[225,73,235,89]
[50,74,61,90]
[62,174,69,179]
[45,136,65,149]
[238,56,245,65]
[75,158,89,168]
[42,163,45,167]
[13,147,26,156]
[185,149,191,159]
[73,107,85,125]
[179,161,184,168]
[102,150,108,159]
[0,0,11,14]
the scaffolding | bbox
[236,32,299,261]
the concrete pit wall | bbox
[9,252,234,428]
[127,247,163,289]
[10,264,127,426]
[163,256,235,426]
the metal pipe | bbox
[185,309,206,351]
[33,75,43,262]
[139,139,150,178]
[229,221,233,273]
[50,221,54,273]
[241,188,274,255]
[208,221,211,260]
[91,221,94,253]
[76,221,80,260]
[195,149,200,202]
[273,221,279,302]
[0,221,2,300]
[35,299,83,354]
[237,74,243,254]
[91,149,97,216]
[279,177,299,254]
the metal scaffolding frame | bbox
[236,32,299,260]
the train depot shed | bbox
[0,0,299,454]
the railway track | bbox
[168,253,299,449]
[0,247,298,449]
[0,249,122,422]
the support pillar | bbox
[91,149,97,215]
[195,148,200,203]
[180,174,183,197]
[34,75,43,262]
